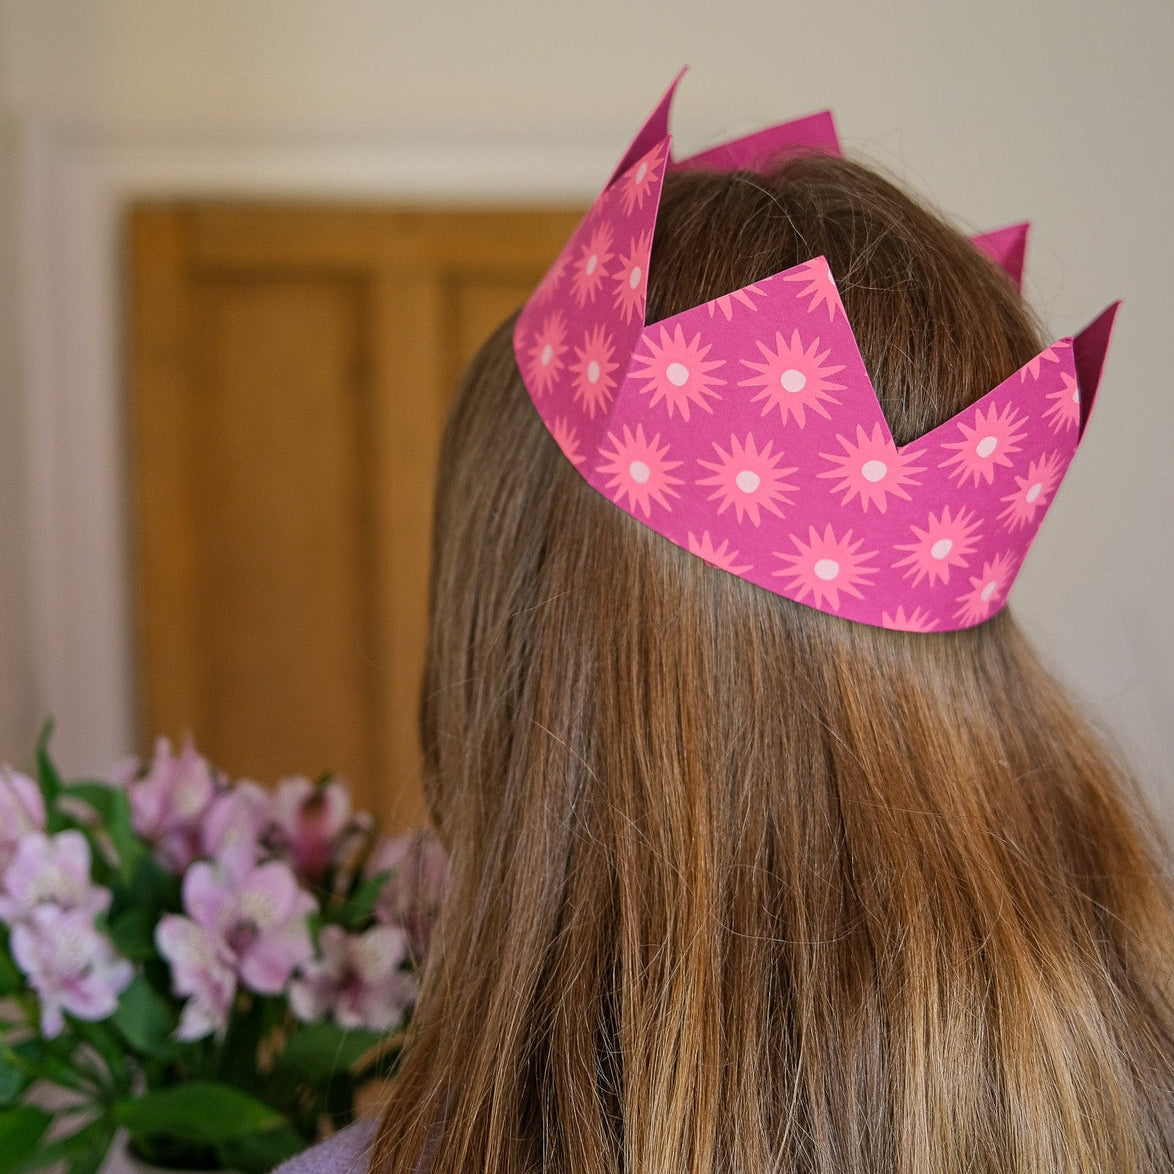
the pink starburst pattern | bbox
[550,416,586,466]
[818,423,927,513]
[739,329,844,428]
[571,220,615,308]
[705,283,767,321]
[880,606,939,632]
[998,451,1065,531]
[620,140,667,215]
[687,531,752,575]
[596,424,683,518]
[1020,339,1069,382]
[783,258,843,321]
[569,324,620,418]
[954,551,1017,626]
[938,401,1027,487]
[696,433,798,526]
[773,525,878,611]
[1043,371,1080,433]
[525,312,569,398]
[612,232,652,325]
[534,251,569,305]
[892,505,982,588]
[631,324,726,421]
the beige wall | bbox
[1,0,1170,823]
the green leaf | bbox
[112,975,179,1056]
[0,1105,52,1171]
[0,929,24,996]
[114,1081,288,1144]
[12,1039,92,1093]
[60,783,145,880]
[215,1126,308,1174]
[272,1021,386,1086]
[34,721,65,831]
[107,907,158,962]
[331,872,388,931]
[11,1118,114,1174]
[0,1044,32,1106]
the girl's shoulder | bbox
[272,1118,378,1174]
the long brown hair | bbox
[372,155,1174,1173]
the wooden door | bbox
[128,202,582,830]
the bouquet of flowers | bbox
[0,727,447,1174]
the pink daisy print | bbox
[954,551,1017,626]
[534,251,569,305]
[705,284,768,321]
[687,531,752,575]
[818,423,927,513]
[1043,372,1080,433]
[571,220,615,308]
[525,312,569,398]
[1020,339,1069,382]
[938,401,1027,487]
[998,451,1065,531]
[739,330,845,428]
[620,140,667,215]
[880,606,939,633]
[596,424,683,518]
[550,416,586,467]
[612,232,652,325]
[696,433,798,526]
[569,324,620,419]
[631,324,726,421]
[892,505,982,589]
[782,258,842,321]
[773,525,878,611]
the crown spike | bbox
[971,223,1030,291]
[1072,301,1121,437]
[607,68,687,188]
[673,111,841,173]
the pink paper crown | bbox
[513,72,1118,632]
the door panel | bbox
[128,203,582,830]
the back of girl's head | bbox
[375,155,1174,1174]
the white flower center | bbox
[735,470,761,494]
[585,254,598,276]
[976,435,998,458]
[635,162,648,184]
[814,558,840,581]
[861,459,888,483]
[629,266,642,289]
[628,460,651,484]
[1072,384,1080,403]
[1025,482,1043,503]
[540,344,553,366]
[665,362,690,387]
[780,368,807,393]
[930,538,953,560]
[587,360,601,384]
[981,580,998,601]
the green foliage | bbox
[114,1080,288,1143]
[0,1105,52,1173]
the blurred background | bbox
[0,0,1170,830]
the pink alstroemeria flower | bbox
[155,914,237,1040]
[10,904,133,1037]
[290,923,415,1031]
[0,831,109,924]
[157,858,317,1039]
[367,829,450,959]
[0,766,45,874]
[269,776,352,884]
[127,737,219,872]
[201,780,271,878]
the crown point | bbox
[971,223,1030,291]
[1072,301,1121,437]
